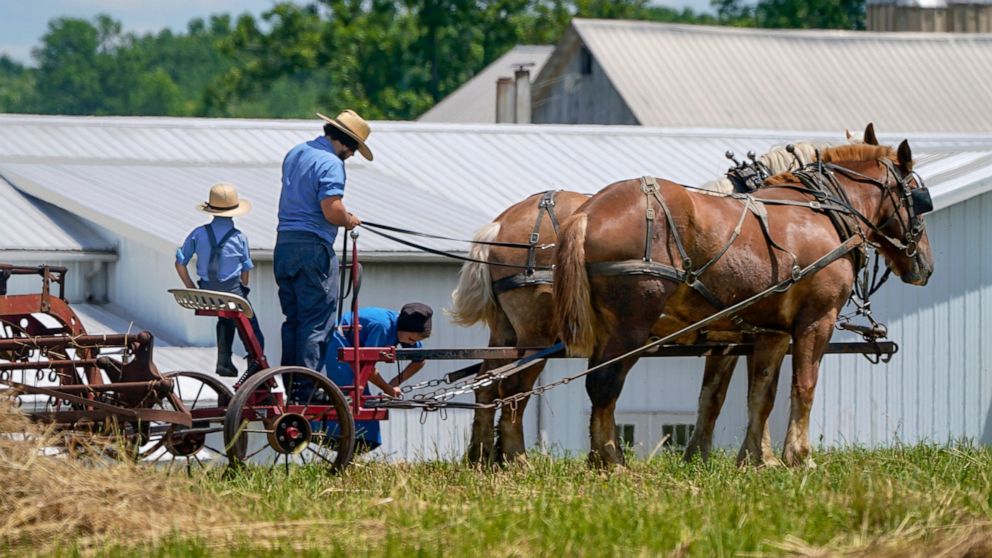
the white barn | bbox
[1,114,991,460]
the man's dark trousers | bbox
[274,231,339,371]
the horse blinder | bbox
[909,188,933,216]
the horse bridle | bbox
[824,159,933,257]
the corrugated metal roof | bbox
[1,115,991,258]
[419,45,555,123]
[535,19,992,132]
[0,162,488,256]
[0,174,114,253]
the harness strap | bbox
[492,270,554,295]
[642,177,693,271]
[589,236,863,334]
[640,177,657,262]
[204,225,239,283]
[526,191,560,273]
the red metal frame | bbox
[338,234,393,421]
[182,234,397,424]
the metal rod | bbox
[394,341,897,361]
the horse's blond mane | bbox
[701,141,844,194]
[765,144,898,186]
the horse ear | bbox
[863,123,879,146]
[845,128,853,140]
[897,139,913,168]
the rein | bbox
[358,190,568,272]
[358,223,554,270]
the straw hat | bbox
[196,182,252,217]
[317,109,374,161]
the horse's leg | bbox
[466,315,516,465]
[683,355,738,463]
[495,360,549,463]
[737,332,790,467]
[585,355,638,468]
[782,316,835,468]
[494,288,556,463]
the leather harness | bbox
[586,173,875,334]
[492,190,562,295]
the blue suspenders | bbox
[204,225,240,283]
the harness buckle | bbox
[529,232,540,245]
[646,208,656,221]
[791,265,802,282]
[640,176,658,193]
[809,200,822,210]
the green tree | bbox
[712,0,865,29]
[756,0,864,29]
[206,0,709,120]
[0,56,37,113]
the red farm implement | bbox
[0,264,191,457]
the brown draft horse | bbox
[554,136,934,468]
[449,190,590,463]
[447,137,856,464]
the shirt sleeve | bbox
[176,229,198,265]
[316,157,346,200]
[239,232,254,271]
[363,321,390,347]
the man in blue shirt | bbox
[275,110,372,372]
[175,182,265,377]
[325,303,433,451]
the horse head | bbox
[872,139,934,286]
[824,136,934,286]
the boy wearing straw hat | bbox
[175,182,266,377]
[274,109,371,373]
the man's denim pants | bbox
[274,232,339,371]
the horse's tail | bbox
[554,213,596,357]
[447,222,501,329]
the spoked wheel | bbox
[138,371,237,472]
[223,366,355,474]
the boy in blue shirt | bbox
[175,183,266,377]
[324,303,433,451]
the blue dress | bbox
[323,308,422,450]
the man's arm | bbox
[369,370,401,397]
[320,197,361,229]
[389,361,427,387]
[175,261,196,289]
[241,270,250,286]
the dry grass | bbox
[0,401,230,554]
[765,522,992,557]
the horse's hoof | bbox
[760,455,784,468]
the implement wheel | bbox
[223,366,355,473]
[140,371,237,471]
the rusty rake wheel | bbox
[138,371,238,473]
[223,366,355,474]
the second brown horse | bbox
[554,139,934,468]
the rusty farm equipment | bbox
[0,264,193,458]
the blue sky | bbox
[0,0,715,66]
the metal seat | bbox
[168,288,254,319]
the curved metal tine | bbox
[305,444,335,465]
[267,452,280,475]
[204,444,227,457]
[284,454,290,476]
[244,440,270,460]
[192,454,206,472]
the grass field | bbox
[20,444,992,557]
